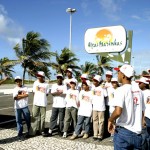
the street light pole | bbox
[66,8,76,51]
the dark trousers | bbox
[104,105,111,138]
[49,107,65,132]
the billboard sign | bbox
[84,25,127,53]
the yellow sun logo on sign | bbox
[95,29,113,43]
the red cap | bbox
[114,67,120,71]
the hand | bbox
[57,89,63,94]
[142,120,146,128]
[108,120,115,134]
[77,102,80,107]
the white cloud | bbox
[7,37,21,45]
[131,15,141,20]
[81,0,92,16]
[131,9,150,21]
[97,0,125,20]
[0,4,24,46]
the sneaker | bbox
[82,133,88,139]
[24,134,33,139]
[48,129,52,136]
[70,134,77,140]
[80,130,85,136]
[93,137,98,141]
[62,132,67,138]
[42,132,49,137]
[17,135,24,142]
[97,138,102,142]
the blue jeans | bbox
[114,127,142,150]
[15,107,31,136]
[145,117,150,137]
[75,115,91,135]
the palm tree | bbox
[96,55,113,75]
[51,47,80,76]
[0,57,15,79]
[80,61,97,80]
[4,31,54,84]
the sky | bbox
[0,0,150,79]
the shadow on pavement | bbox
[0,115,16,129]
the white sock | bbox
[49,129,52,134]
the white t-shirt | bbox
[114,84,145,134]
[13,85,29,109]
[92,85,107,111]
[143,89,150,119]
[65,89,79,108]
[109,87,117,113]
[78,90,93,117]
[105,82,113,106]
[78,82,82,91]
[51,83,67,108]
[33,80,39,93]
[33,81,49,107]
[63,78,78,90]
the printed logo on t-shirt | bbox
[18,90,26,95]
[109,93,114,100]
[146,96,150,104]
[70,93,76,100]
[132,91,140,105]
[36,86,46,93]
[94,90,101,96]
[57,88,63,93]
[82,94,90,102]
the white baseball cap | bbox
[136,77,149,84]
[111,78,118,82]
[82,80,91,87]
[117,64,135,78]
[15,76,22,81]
[66,68,73,73]
[105,71,113,76]
[93,75,102,82]
[81,73,88,79]
[70,78,77,85]
[36,71,45,77]
[56,74,63,78]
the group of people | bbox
[12,65,150,149]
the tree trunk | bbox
[22,67,26,85]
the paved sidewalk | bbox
[0,110,114,150]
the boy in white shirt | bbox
[109,78,120,116]
[63,78,79,138]
[13,76,30,139]
[29,71,49,137]
[104,71,113,138]
[136,77,150,137]
[92,75,107,141]
[47,74,67,136]
[70,80,93,140]
[108,64,145,149]
[64,68,77,90]
[78,73,88,91]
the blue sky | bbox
[0,0,150,79]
